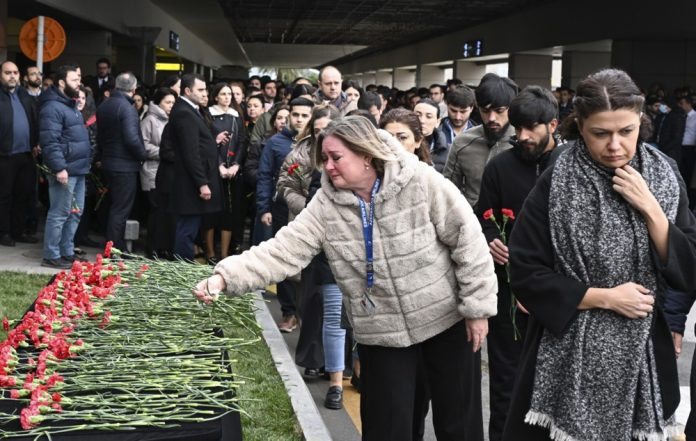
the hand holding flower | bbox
[193,274,226,304]
[488,238,509,265]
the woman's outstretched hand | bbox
[193,274,226,304]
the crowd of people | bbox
[3,56,696,440]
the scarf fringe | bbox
[524,410,579,441]
[526,410,679,441]
[632,422,680,441]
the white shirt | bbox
[682,109,696,146]
[181,96,199,111]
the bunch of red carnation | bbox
[0,241,144,429]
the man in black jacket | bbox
[0,61,39,246]
[96,72,147,251]
[85,58,114,105]
[168,73,222,260]
[476,85,563,441]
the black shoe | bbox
[14,234,38,244]
[41,258,71,269]
[207,257,220,266]
[304,368,322,378]
[0,234,15,247]
[78,237,101,248]
[62,255,87,263]
[324,386,343,410]
[73,247,87,256]
[350,374,361,393]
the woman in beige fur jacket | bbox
[196,115,497,441]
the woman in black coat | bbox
[201,83,248,262]
[504,69,696,441]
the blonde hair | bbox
[315,115,396,174]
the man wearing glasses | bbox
[443,73,519,210]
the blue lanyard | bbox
[356,178,381,291]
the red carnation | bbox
[227,150,236,157]
[501,208,515,220]
[483,208,494,221]
[2,317,9,332]
[288,163,301,176]
[104,241,113,258]
[10,389,20,399]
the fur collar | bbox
[320,129,417,207]
[208,105,239,118]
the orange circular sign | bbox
[19,17,66,62]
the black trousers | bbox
[686,345,696,440]
[271,200,296,316]
[0,152,35,237]
[487,277,528,441]
[103,170,138,251]
[358,320,483,441]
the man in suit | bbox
[85,58,114,105]
[0,61,39,247]
[168,73,222,260]
[96,72,147,251]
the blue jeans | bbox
[43,175,85,260]
[322,283,346,373]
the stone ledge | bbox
[253,290,333,441]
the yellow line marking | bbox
[343,378,362,433]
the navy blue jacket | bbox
[256,127,296,216]
[96,90,147,172]
[0,86,38,155]
[39,86,91,176]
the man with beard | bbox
[24,66,42,97]
[39,65,92,269]
[85,58,114,105]
[443,73,518,209]
[476,85,565,441]
[0,61,39,247]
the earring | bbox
[365,164,370,170]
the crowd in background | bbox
[4,56,696,440]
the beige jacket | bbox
[215,131,497,347]
[276,136,313,218]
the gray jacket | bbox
[139,103,168,191]
[442,124,515,209]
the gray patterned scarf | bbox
[526,141,680,441]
